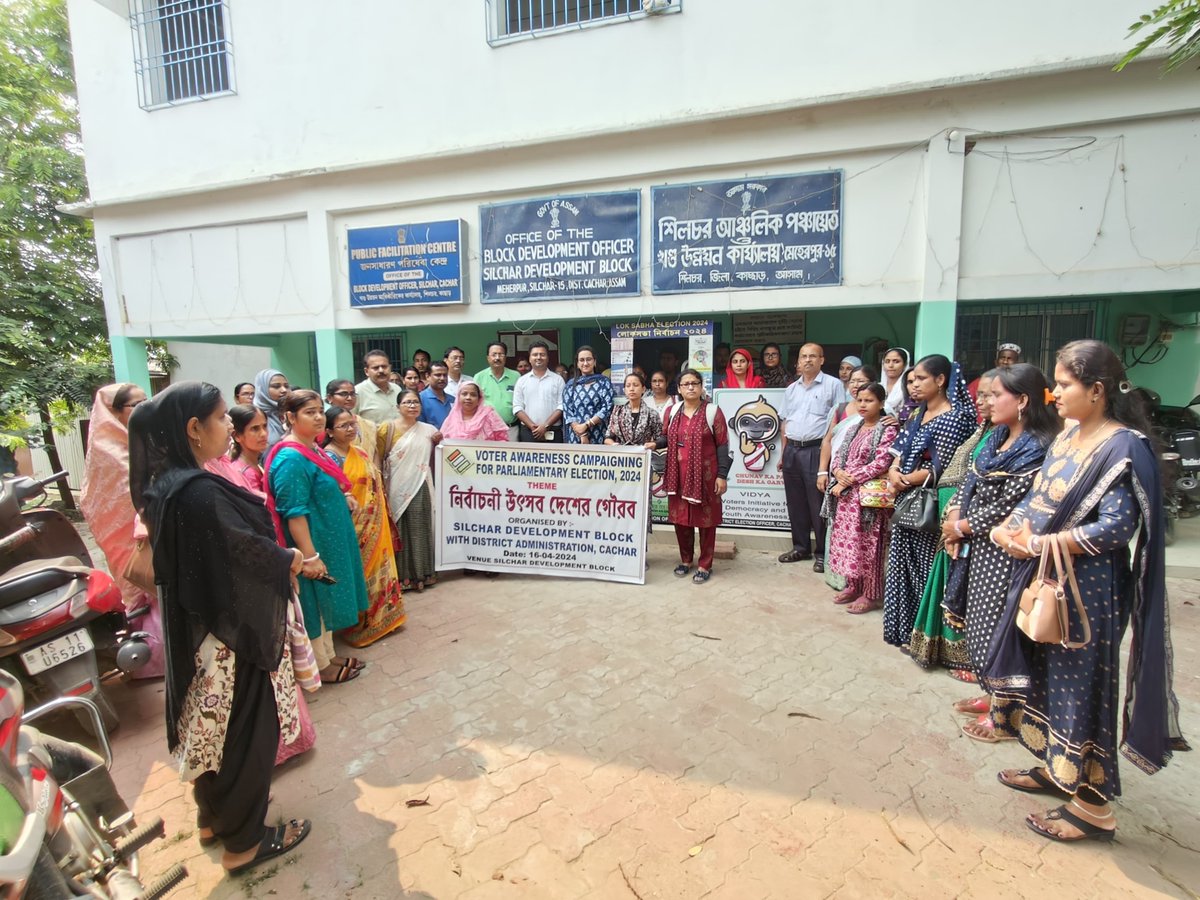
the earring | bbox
[1018,406,1024,423]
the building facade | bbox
[67,0,1200,402]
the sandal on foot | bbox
[1026,803,1115,843]
[997,767,1070,798]
[673,564,691,577]
[961,714,1014,743]
[832,587,860,605]
[952,696,990,716]
[949,668,979,684]
[846,597,882,615]
[320,663,361,685]
[692,569,711,584]
[199,829,218,848]
[334,656,366,671]
[226,819,312,876]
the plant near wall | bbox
[0,0,113,507]
[1115,0,1200,72]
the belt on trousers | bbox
[789,439,822,449]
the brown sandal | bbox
[846,597,882,615]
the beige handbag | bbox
[122,539,157,594]
[1016,533,1090,648]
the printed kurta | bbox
[825,423,898,601]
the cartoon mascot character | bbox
[729,395,780,472]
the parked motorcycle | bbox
[0,474,152,733]
[0,668,186,898]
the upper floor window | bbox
[486,0,680,46]
[130,0,234,110]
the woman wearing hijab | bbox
[880,347,910,418]
[839,355,863,401]
[127,382,310,874]
[881,355,978,649]
[723,348,764,390]
[759,343,791,388]
[79,383,165,679]
[440,381,509,442]
[983,341,1186,843]
[562,346,614,444]
[252,369,290,448]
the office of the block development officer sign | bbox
[479,191,640,302]
[434,441,649,583]
[348,220,466,306]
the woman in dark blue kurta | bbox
[882,357,977,647]
[982,341,1186,843]
[562,345,614,444]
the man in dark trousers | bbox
[777,343,843,573]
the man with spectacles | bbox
[354,349,401,424]
[474,341,521,441]
[777,342,842,573]
[419,362,454,428]
[443,346,466,399]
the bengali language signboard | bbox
[609,319,715,396]
[711,387,790,530]
[479,191,640,302]
[434,441,649,583]
[348,220,467,307]
[651,172,842,294]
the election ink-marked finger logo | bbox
[446,448,473,474]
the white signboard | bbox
[435,441,650,583]
[711,388,790,530]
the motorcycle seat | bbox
[0,557,88,610]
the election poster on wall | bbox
[434,441,650,583]
[711,387,790,530]
[651,172,842,294]
[347,220,467,307]
[479,191,641,303]
[609,319,715,396]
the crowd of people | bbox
[74,335,1185,874]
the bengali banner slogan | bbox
[435,441,650,583]
[652,172,842,294]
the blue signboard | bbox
[348,220,466,307]
[480,191,640,303]
[651,172,842,294]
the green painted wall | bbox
[1106,291,1200,407]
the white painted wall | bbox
[165,341,271,391]
[68,0,1158,203]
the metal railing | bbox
[129,0,234,110]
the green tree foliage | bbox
[1115,0,1200,72]
[1,0,112,502]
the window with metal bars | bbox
[351,335,408,376]
[130,0,234,110]
[487,0,680,45]
[955,300,1102,381]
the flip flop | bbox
[227,819,312,876]
[692,569,711,584]
[997,768,1070,798]
[961,714,1015,743]
[953,696,990,716]
[673,564,691,577]
[1026,804,1115,843]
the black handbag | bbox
[893,470,939,532]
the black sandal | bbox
[321,663,361,685]
[673,564,691,577]
[692,569,711,584]
[997,768,1070,798]
[227,819,312,876]
[1026,804,1115,843]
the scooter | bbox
[0,668,187,898]
[0,474,152,733]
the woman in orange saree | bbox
[322,408,406,647]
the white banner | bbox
[711,388,790,530]
[434,441,650,584]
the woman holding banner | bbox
[380,391,441,592]
[563,346,614,444]
[440,381,509,443]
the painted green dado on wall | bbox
[1107,292,1200,407]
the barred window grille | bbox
[351,335,408,374]
[487,0,680,45]
[955,300,1101,381]
[130,0,234,110]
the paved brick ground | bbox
[80,543,1198,899]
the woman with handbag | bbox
[939,364,1060,740]
[881,355,977,649]
[907,370,997,670]
[128,382,311,873]
[79,383,166,680]
[822,383,898,613]
[981,341,1186,843]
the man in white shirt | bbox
[776,343,843,573]
[444,346,466,399]
[513,340,564,443]
[354,349,402,424]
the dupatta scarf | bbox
[261,439,352,544]
[724,348,764,389]
[381,420,436,519]
[441,396,509,441]
[980,428,1187,772]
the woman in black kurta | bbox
[129,381,312,874]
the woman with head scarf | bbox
[79,383,165,679]
[439,381,510,442]
[723,348,764,390]
[252,368,290,448]
[839,355,863,401]
[881,355,978,648]
[759,343,791,388]
[128,382,310,873]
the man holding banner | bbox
[513,340,565,443]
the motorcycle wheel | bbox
[25,844,73,900]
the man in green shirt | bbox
[474,340,520,440]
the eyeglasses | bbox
[334,422,357,430]
[400,400,421,406]
[679,381,702,389]
[332,391,356,398]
